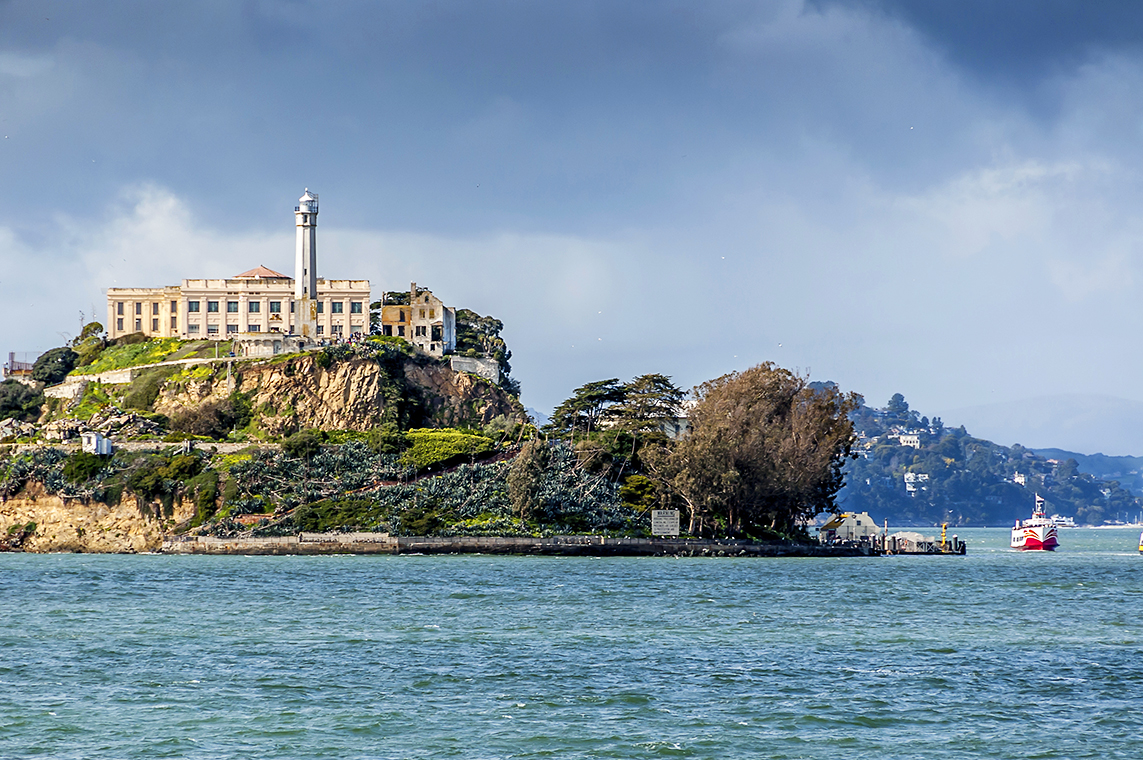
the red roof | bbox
[234,265,290,279]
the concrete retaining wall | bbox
[161,534,867,557]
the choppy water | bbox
[1,528,1141,759]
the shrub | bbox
[63,452,111,483]
[619,474,657,511]
[0,380,44,423]
[123,366,178,411]
[32,347,78,385]
[400,428,494,471]
[282,429,324,460]
[170,397,246,440]
[113,332,147,346]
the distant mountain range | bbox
[941,394,1143,458]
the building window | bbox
[249,325,261,332]
[117,302,124,316]
[429,309,435,319]
[383,325,392,336]
[171,316,177,329]
[249,302,260,313]
[135,319,142,331]
[171,300,177,312]
[152,318,159,331]
[188,324,200,334]
[398,325,405,337]
[350,301,363,314]
[415,325,426,337]
[331,301,344,314]
[317,302,324,314]
[207,301,219,313]
[188,301,200,313]
[270,301,281,313]
[226,324,238,333]
[227,301,239,313]
[207,325,219,334]
[399,310,405,322]
[316,325,324,335]
[419,309,426,319]
[117,318,123,331]
[152,303,159,315]
[290,302,295,313]
[350,324,362,334]
[135,303,142,315]
[332,324,343,334]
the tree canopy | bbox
[32,347,78,385]
[0,380,44,423]
[650,363,858,538]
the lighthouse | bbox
[294,189,319,338]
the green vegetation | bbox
[842,394,1142,526]
[32,347,78,384]
[400,428,495,471]
[71,338,186,375]
[63,452,111,483]
[455,309,519,395]
[648,364,858,538]
[0,380,44,423]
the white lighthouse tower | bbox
[294,189,319,338]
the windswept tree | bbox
[544,378,627,439]
[650,362,858,538]
[612,373,686,436]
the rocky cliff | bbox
[153,352,523,435]
[1,487,193,553]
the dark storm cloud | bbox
[823,0,1143,82]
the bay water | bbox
[1,528,1140,759]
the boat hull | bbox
[1011,525,1058,551]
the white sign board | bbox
[651,509,680,537]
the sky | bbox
[3,0,1143,454]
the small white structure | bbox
[898,434,921,449]
[80,431,113,455]
[904,471,930,493]
[817,511,880,543]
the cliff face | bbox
[153,353,521,434]
[0,488,193,553]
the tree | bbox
[611,374,685,435]
[508,438,548,520]
[31,347,78,385]
[0,380,44,422]
[455,309,516,391]
[653,362,858,537]
[369,300,383,335]
[545,379,627,438]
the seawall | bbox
[162,533,870,557]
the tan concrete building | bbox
[378,282,456,357]
[106,191,370,341]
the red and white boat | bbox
[1011,494,1059,551]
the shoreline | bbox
[160,533,875,557]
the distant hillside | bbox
[840,393,1141,526]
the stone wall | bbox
[161,534,868,557]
